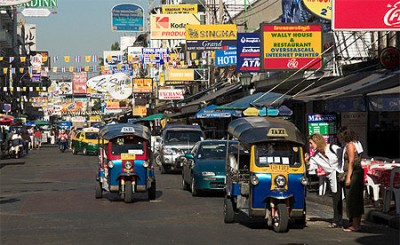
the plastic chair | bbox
[383,167,400,214]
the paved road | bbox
[1,145,399,245]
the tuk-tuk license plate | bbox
[271,164,289,172]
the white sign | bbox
[21,8,51,17]
[121,127,135,133]
[87,74,112,93]
[107,73,132,100]
[158,89,184,100]
[0,0,30,6]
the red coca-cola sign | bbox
[333,0,400,30]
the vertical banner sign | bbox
[333,0,400,30]
[260,24,322,70]
[72,72,87,94]
[111,4,144,32]
[237,33,260,72]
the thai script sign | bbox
[162,4,198,14]
[303,0,331,20]
[133,78,153,93]
[150,14,200,40]
[237,33,260,72]
[142,48,169,64]
[111,4,144,32]
[261,24,322,70]
[185,24,237,40]
[333,0,400,30]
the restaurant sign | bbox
[260,24,322,70]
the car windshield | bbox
[165,130,203,143]
[110,136,144,156]
[86,132,98,140]
[196,141,239,159]
[255,142,302,167]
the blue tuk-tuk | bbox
[95,123,156,203]
[224,117,307,232]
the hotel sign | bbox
[260,24,322,70]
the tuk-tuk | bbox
[71,127,101,155]
[95,123,156,203]
[224,117,307,232]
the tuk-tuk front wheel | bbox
[148,180,156,200]
[273,203,289,233]
[95,181,102,199]
[223,196,235,223]
[124,180,133,203]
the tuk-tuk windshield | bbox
[255,142,302,168]
[86,132,98,140]
[110,136,145,156]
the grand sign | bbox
[333,0,400,30]
[150,14,200,40]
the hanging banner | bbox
[333,0,400,30]
[111,3,144,32]
[260,23,322,70]
[237,32,260,72]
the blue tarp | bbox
[196,104,242,119]
[216,92,289,110]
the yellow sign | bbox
[185,24,237,40]
[267,128,288,137]
[121,153,135,160]
[133,105,147,117]
[303,0,331,20]
[165,69,195,81]
[162,4,198,14]
[243,107,260,117]
[133,78,153,93]
[151,14,200,40]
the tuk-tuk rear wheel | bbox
[95,181,102,199]
[72,147,77,155]
[124,180,133,203]
[273,203,289,233]
[224,196,235,223]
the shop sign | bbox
[162,4,198,14]
[165,69,194,81]
[260,24,322,70]
[237,33,260,72]
[133,105,147,117]
[303,0,331,20]
[185,24,237,40]
[133,78,153,93]
[332,0,400,30]
[142,48,169,64]
[158,89,184,100]
[72,72,87,95]
[103,51,124,67]
[186,40,237,51]
[21,8,51,17]
[21,0,57,7]
[111,4,144,32]
[215,48,237,66]
[151,14,200,40]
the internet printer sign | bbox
[237,33,260,72]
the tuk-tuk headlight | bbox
[142,161,149,168]
[275,175,286,188]
[301,176,309,186]
[108,161,114,168]
[125,161,133,170]
[250,175,259,185]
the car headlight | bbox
[301,176,309,186]
[202,171,215,176]
[250,175,259,185]
[275,175,286,188]
[108,161,114,168]
[142,161,149,168]
[125,161,133,170]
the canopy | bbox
[195,104,242,119]
[216,92,289,110]
[227,117,305,147]
[34,120,50,125]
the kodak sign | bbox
[150,14,200,40]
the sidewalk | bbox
[306,184,399,230]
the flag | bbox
[93,65,98,72]
[64,56,70,62]
[75,56,81,63]
[20,57,26,62]
[53,56,59,63]
[53,67,57,72]
[85,56,91,62]
[0,57,3,61]
[29,67,33,74]
[42,56,48,62]
[69,66,74,72]
[61,67,66,73]
[19,68,24,73]
[77,66,82,72]
[3,67,7,74]
[84,66,89,72]
[92,55,98,62]
[9,57,15,63]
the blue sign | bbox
[237,33,260,72]
[142,48,169,64]
[112,4,144,32]
[186,40,237,51]
[215,48,237,67]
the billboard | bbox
[165,69,194,81]
[162,4,198,14]
[150,14,200,40]
[333,0,400,30]
[215,48,237,67]
[260,24,322,70]
[133,78,153,93]
[158,89,184,100]
[185,24,237,40]
[237,33,260,72]
[142,48,168,64]
[111,4,144,32]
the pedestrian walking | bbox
[305,133,344,228]
[68,127,77,149]
[33,128,42,149]
[21,129,30,155]
[337,127,364,232]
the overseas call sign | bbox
[261,24,322,71]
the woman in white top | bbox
[305,133,344,228]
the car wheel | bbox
[273,203,289,233]
[72,146,77,155]
[124,180,133,203]
[95,180,102,199]
[182,175,189,191]
[148,180,156,200]
[82,148,87,155]
[224,195,235,223]
[191,176,198,196]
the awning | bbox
[195,104,242,119]
[216,92,289,110]
[368,85,400,112]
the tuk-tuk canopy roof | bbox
[99,123,151,141]
[227,117,305,146]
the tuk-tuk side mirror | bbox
[185,153,194,159]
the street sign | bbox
[21,8,51,17]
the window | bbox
[255,142,301,167]
[165,130,203,143]
[110,136,144,155]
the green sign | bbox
[22,0,57,8]
[308,122,337,135]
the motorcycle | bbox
[9,138,23,159]
[59,136,68,153]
